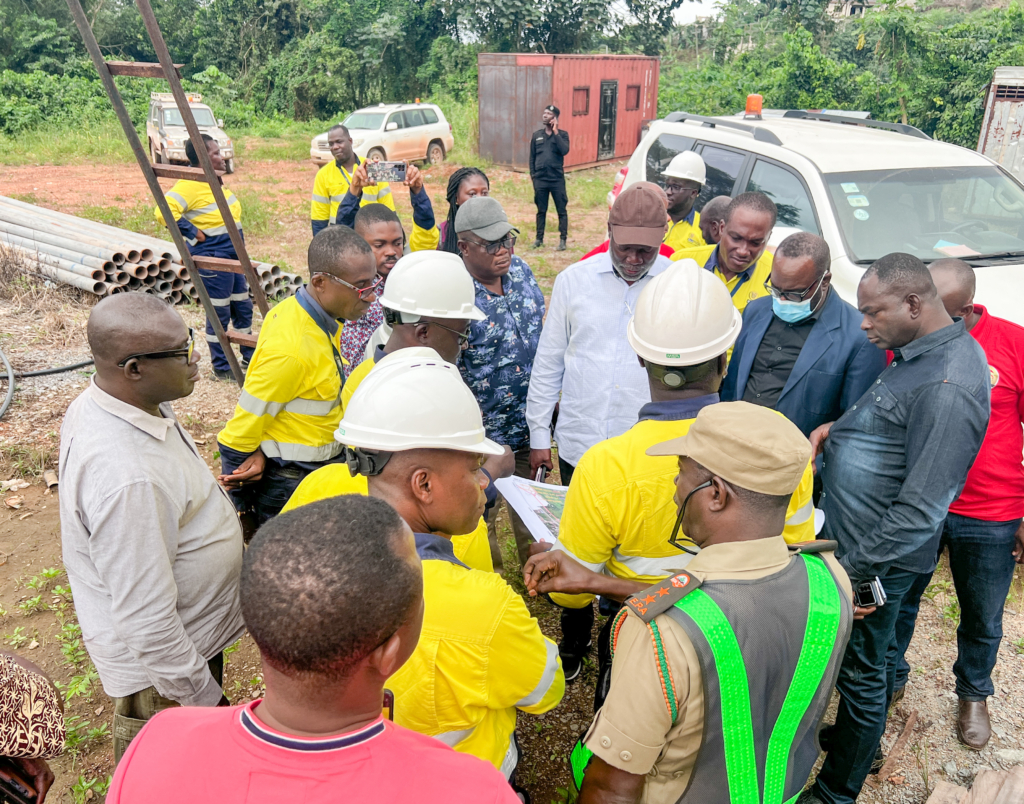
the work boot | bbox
[213,368,235,381]
[957,699,991,750]
[533,238,544,249]
[795,790,825,804]
[890,685,905,708]
[558,237,567,251]
[558,639,592,683]
[870,744,885,773]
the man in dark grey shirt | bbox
[803,253,990,804]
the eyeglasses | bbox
[428,321,472,344]
[466,234,517,255]
[664,183,698,196]
[764,272,829,303]
[117,328,195,367]
[316,272,384,300]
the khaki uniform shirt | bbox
[583,536,852,804]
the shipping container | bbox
[978,67,1024,179]
[478,53,660,171]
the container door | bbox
[598,81,618,160]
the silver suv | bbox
[147,93,235,173]
[611,111,1024,326]
[310,103,454,166]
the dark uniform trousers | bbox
[534,182,568,241]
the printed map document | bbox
[493,477,567,543]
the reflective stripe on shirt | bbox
[260,439,344,462]
[238,390,340,418]
[515,639,560,707]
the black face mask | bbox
[668,480,713,554]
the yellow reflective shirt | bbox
[280,463,492,573]
[550,396,816,609]
[663,210,705,252]
[156,179,241,243]
[311,156,395,225]
[217,292,345,463]
[392,532,564,773]
[671,243,772,315]
[342,354,376,411]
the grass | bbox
[0,120,134,166]
[0,443,57,478]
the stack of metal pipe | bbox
[0,195,302,304]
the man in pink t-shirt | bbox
[891,259,1024,751]
[107,496,520,804]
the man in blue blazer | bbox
[722,232,886,436]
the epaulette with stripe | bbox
[623,571,703,623]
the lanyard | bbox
[295,290,347,394]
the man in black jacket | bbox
[530,104,570,251]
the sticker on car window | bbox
[847,195,869,207]
[854,209,869,221]
[841,183,859,193]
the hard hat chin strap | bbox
[646,361,715,390]
[383,308,423,327]
[345,446,394,477]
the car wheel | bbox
[152,141,163,164]
[427,141,445,165]
[367,147,386,162]
[225,158,235,174]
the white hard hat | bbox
[627,260,741,365]
[335,347,504,455]
[380,251,486,322]
[662,151,706,185]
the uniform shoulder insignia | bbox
[787,539,839,555]
[624,572,703,623]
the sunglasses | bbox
[118,328,195,367]
[763,272,829,303]
[428,321,472,344]
[316,272,384,300]
[465,234,517,256]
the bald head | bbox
[929,258,976,318]
[88,292,181,365]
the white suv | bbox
[310,103,454,166]
[611,111,1024,326]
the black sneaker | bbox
[557,238,567,251]
[532,238,544,249]
[870,744,885,774]
[559,640,592,683]
[213,368,235,381]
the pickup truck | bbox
[146,92,236,173]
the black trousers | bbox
[534,181,568,240]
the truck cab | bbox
[147,93,236,173]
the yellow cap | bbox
[646,401,810,496]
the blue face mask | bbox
[772,295,813,323]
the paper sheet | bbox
[494,476,568,543]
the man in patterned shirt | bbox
[456,197,546,572]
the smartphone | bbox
[535,467,547,483]
[853,576,887,608]
[366,161,407,183]
[0,759,36,804]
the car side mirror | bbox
[385,122,398,131]
[217,119,224,127]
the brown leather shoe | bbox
[957,699,991,750]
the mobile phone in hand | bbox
[366,161,407,183]
[853,576,887,608]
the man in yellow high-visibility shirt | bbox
[337,351,564,795]
[522,260,817,704]
[671,192,777,315]
[661,151,706,252]
[310,125,394,236]
[216,226,379,525]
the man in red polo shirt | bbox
[107,496,519,804]
[891,258,1024,750]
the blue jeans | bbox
[812,566,920,804]
[892,512,1021,700]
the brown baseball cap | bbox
[609,182,669,249]
[646,401,811,496]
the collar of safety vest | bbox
[705,245,753,283]
[686,534,791,576]
[414,532,469,568]
[334,155,362,172]
[638,394,719,423]
[670,208,696,227]
[296,285,340,337]
[240,702,386,752]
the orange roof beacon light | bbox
[745,94,763,120]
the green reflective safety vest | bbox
[572,553,851,804]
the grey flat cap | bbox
[454,196,516,242]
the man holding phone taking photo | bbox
[802,253,991,804]
[530,105,570,251]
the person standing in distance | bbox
[661,152,707,251]
[889,258,1024,750]
[530,105,570,251]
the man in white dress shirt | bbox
[526,182,672,486]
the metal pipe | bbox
[24,259,107,294]
[0,207,143,263]
[111,270,131,285]
[9,245,105,280]
[0,232,114,272]
[120,262,148,279]
[0,219,126,263]
[128,277,143,289]
[0,202,149,258]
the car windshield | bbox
[825,166,1024,263]
[343,112,385,131]
[163,108,217,127]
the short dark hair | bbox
[241,496,421,681]
[185,134,216,167]
[929,258,976,299]
[693,461,790,516]
[725,192,778,228]
[700,196,731,224]
[308,225,373,276]
[354,203,401,232]
[775,232,831,278]
[329,124,350,139]
[864,252,937,299]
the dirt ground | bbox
[3,153,1024,803]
